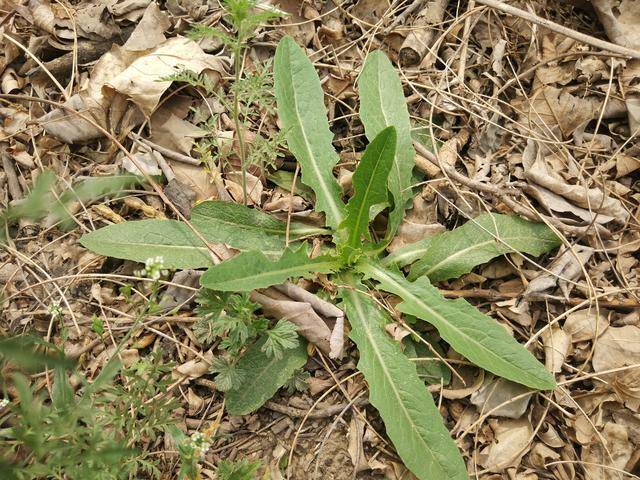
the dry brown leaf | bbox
[542,326,571,373]
[523,245,593,298]
[122,2,171,51]
[347,416,369,473]
[593,325,640,372]
[478,417,533,472]
[611,369,640,411]
[564,308,610,342]
[388,194,444,251]
[251,290,332,356]
[582,422,633,480]
[225,171,263,205]
[174,350,213,380]
[149,101,206,155]
[591,0,640,49]
[40,22,226,143]
[523,142,629,222]
[171,162,218,202]
[470,377,533,419]
[512,86,601,139]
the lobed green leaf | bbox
[226,337,307,415]
[274,36,346,230]
[200,244,339,291]
[359,261,556,390]
[409,213,561,282]
[341,126,396,250]
[358,51,415,241]
[340,280,468,480]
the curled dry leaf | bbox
[173,350,213,380]
[523,141,629,223]
[523,245,593,298]
[250,289,332,357]
[611,368,640,411]
[512,86,601,139]
[542,326,571,373]
[40,5,226,143]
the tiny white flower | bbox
[189,431,211,459]
[48,301,63,319]
[0,398,9,409]
[136,256,169,280]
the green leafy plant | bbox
[0,339,177,479]
[167,0,284,204]
[81,36,561,479]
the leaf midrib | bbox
[192,211,316,237]
[347,289,443,472]
[209,259,336,287]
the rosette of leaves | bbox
[81,36,561,479]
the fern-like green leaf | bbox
[226,337,307,415]
[340,280,468,480]
[341,126,396,250]
[274,36,346,230]
[359,261,556,390]
[200,244,339,291]
[358,51,415,241]
[409,213,561,281]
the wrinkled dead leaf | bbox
[470,376,533,419]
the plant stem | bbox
[232,41,248,205]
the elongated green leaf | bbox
[80,219,214,269]
[359,51,415,241]
[381,237,434,268]
[200,244,339,291]
[226,337,307,415]
[80,201,327,268]
[340,281,467,480]
[341,126,396,249]
[359,261,556,390]
[191,200,328,249]
[274,36,346,230]
[410,213,560,281]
